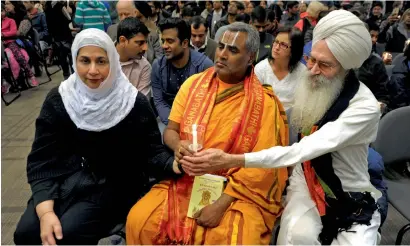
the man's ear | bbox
[248,53,256,65]
[182,39,189,48]
[118,36,127,45]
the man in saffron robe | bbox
[126,22,289,245]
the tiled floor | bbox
[1,70,409,245]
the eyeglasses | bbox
[304,55,338,72]
[272,40,291,50]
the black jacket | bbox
[386,55,410,110]
[44,2,72,42]
[27,88,177,214]
[211,15,230,40]
[356,53,390,104]
[385,23,408,53]
[255,33,274,65]
[206,9,227,39]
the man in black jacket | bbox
[250,6,274,65]
[357,22,390,111]
[211,1,244,39]
[206,0,226,39]
[45,1,73,79]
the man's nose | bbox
[309,63,321,75]
[142,42,148,52]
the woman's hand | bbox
[40,211,63,245]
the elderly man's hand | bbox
[180,149,244,176]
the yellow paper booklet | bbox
[187,174,227,218]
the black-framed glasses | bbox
[272,40,291,50]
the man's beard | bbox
[290,70,346,133]
[167,49,184,61]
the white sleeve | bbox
[244,98,380,168]
[254,62,265,84]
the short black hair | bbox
[117,17,150,43]
[158,17,191,43]
[181,6,194,18]
[133,1,153,18]
[232,1,245,11]
[150,1,161,10]
[268,27,304,73]
[235,13,250,23]
[372,1,384,9]
[190,16,208,30]
[368,22,380,32]
[251,6,267,23]
[267,9,276,22]
[287,1,299,10]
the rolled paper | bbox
[192,124,198,152]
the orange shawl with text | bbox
[154,67,288,244]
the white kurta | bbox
[254,59,307,111]
[244,82,382,245]
[245,82,381,192]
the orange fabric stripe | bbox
[155,68,272,244]
[237,214,245,245]
[226,211,236,245]
[302,126,326,216]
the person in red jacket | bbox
[1,4,38,87]
[294,1,327,35]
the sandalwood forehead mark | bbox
[221,31,240,47]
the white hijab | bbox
[59,28,138,132]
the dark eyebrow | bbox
[218,41,239,50]
[78,56,107,60]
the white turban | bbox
[312,10,372,70]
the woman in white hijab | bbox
[14,28,183,245]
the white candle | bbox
[192,124,198,152]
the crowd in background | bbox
[2,1,409,245]
[1,0,410,113]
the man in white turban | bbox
[179,10,383,245]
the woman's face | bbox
[1,9,6,18]
[178,1,184,10]
[5,1,15,13]
[76,46,110,89]
[300,3,307,13]
[271,32,291,61]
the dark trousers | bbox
[55,40,72,79]
[14,198,115,245]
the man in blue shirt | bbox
[152,17,213,125]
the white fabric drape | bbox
[59,28,138,132]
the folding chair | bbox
[372,106,410,245]
[30,29,61,84]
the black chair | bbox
[29,29,61,83]
[385,65,394,78]
[392,53,404,67]
[372,106,410,245]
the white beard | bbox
[290,70,346,133]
